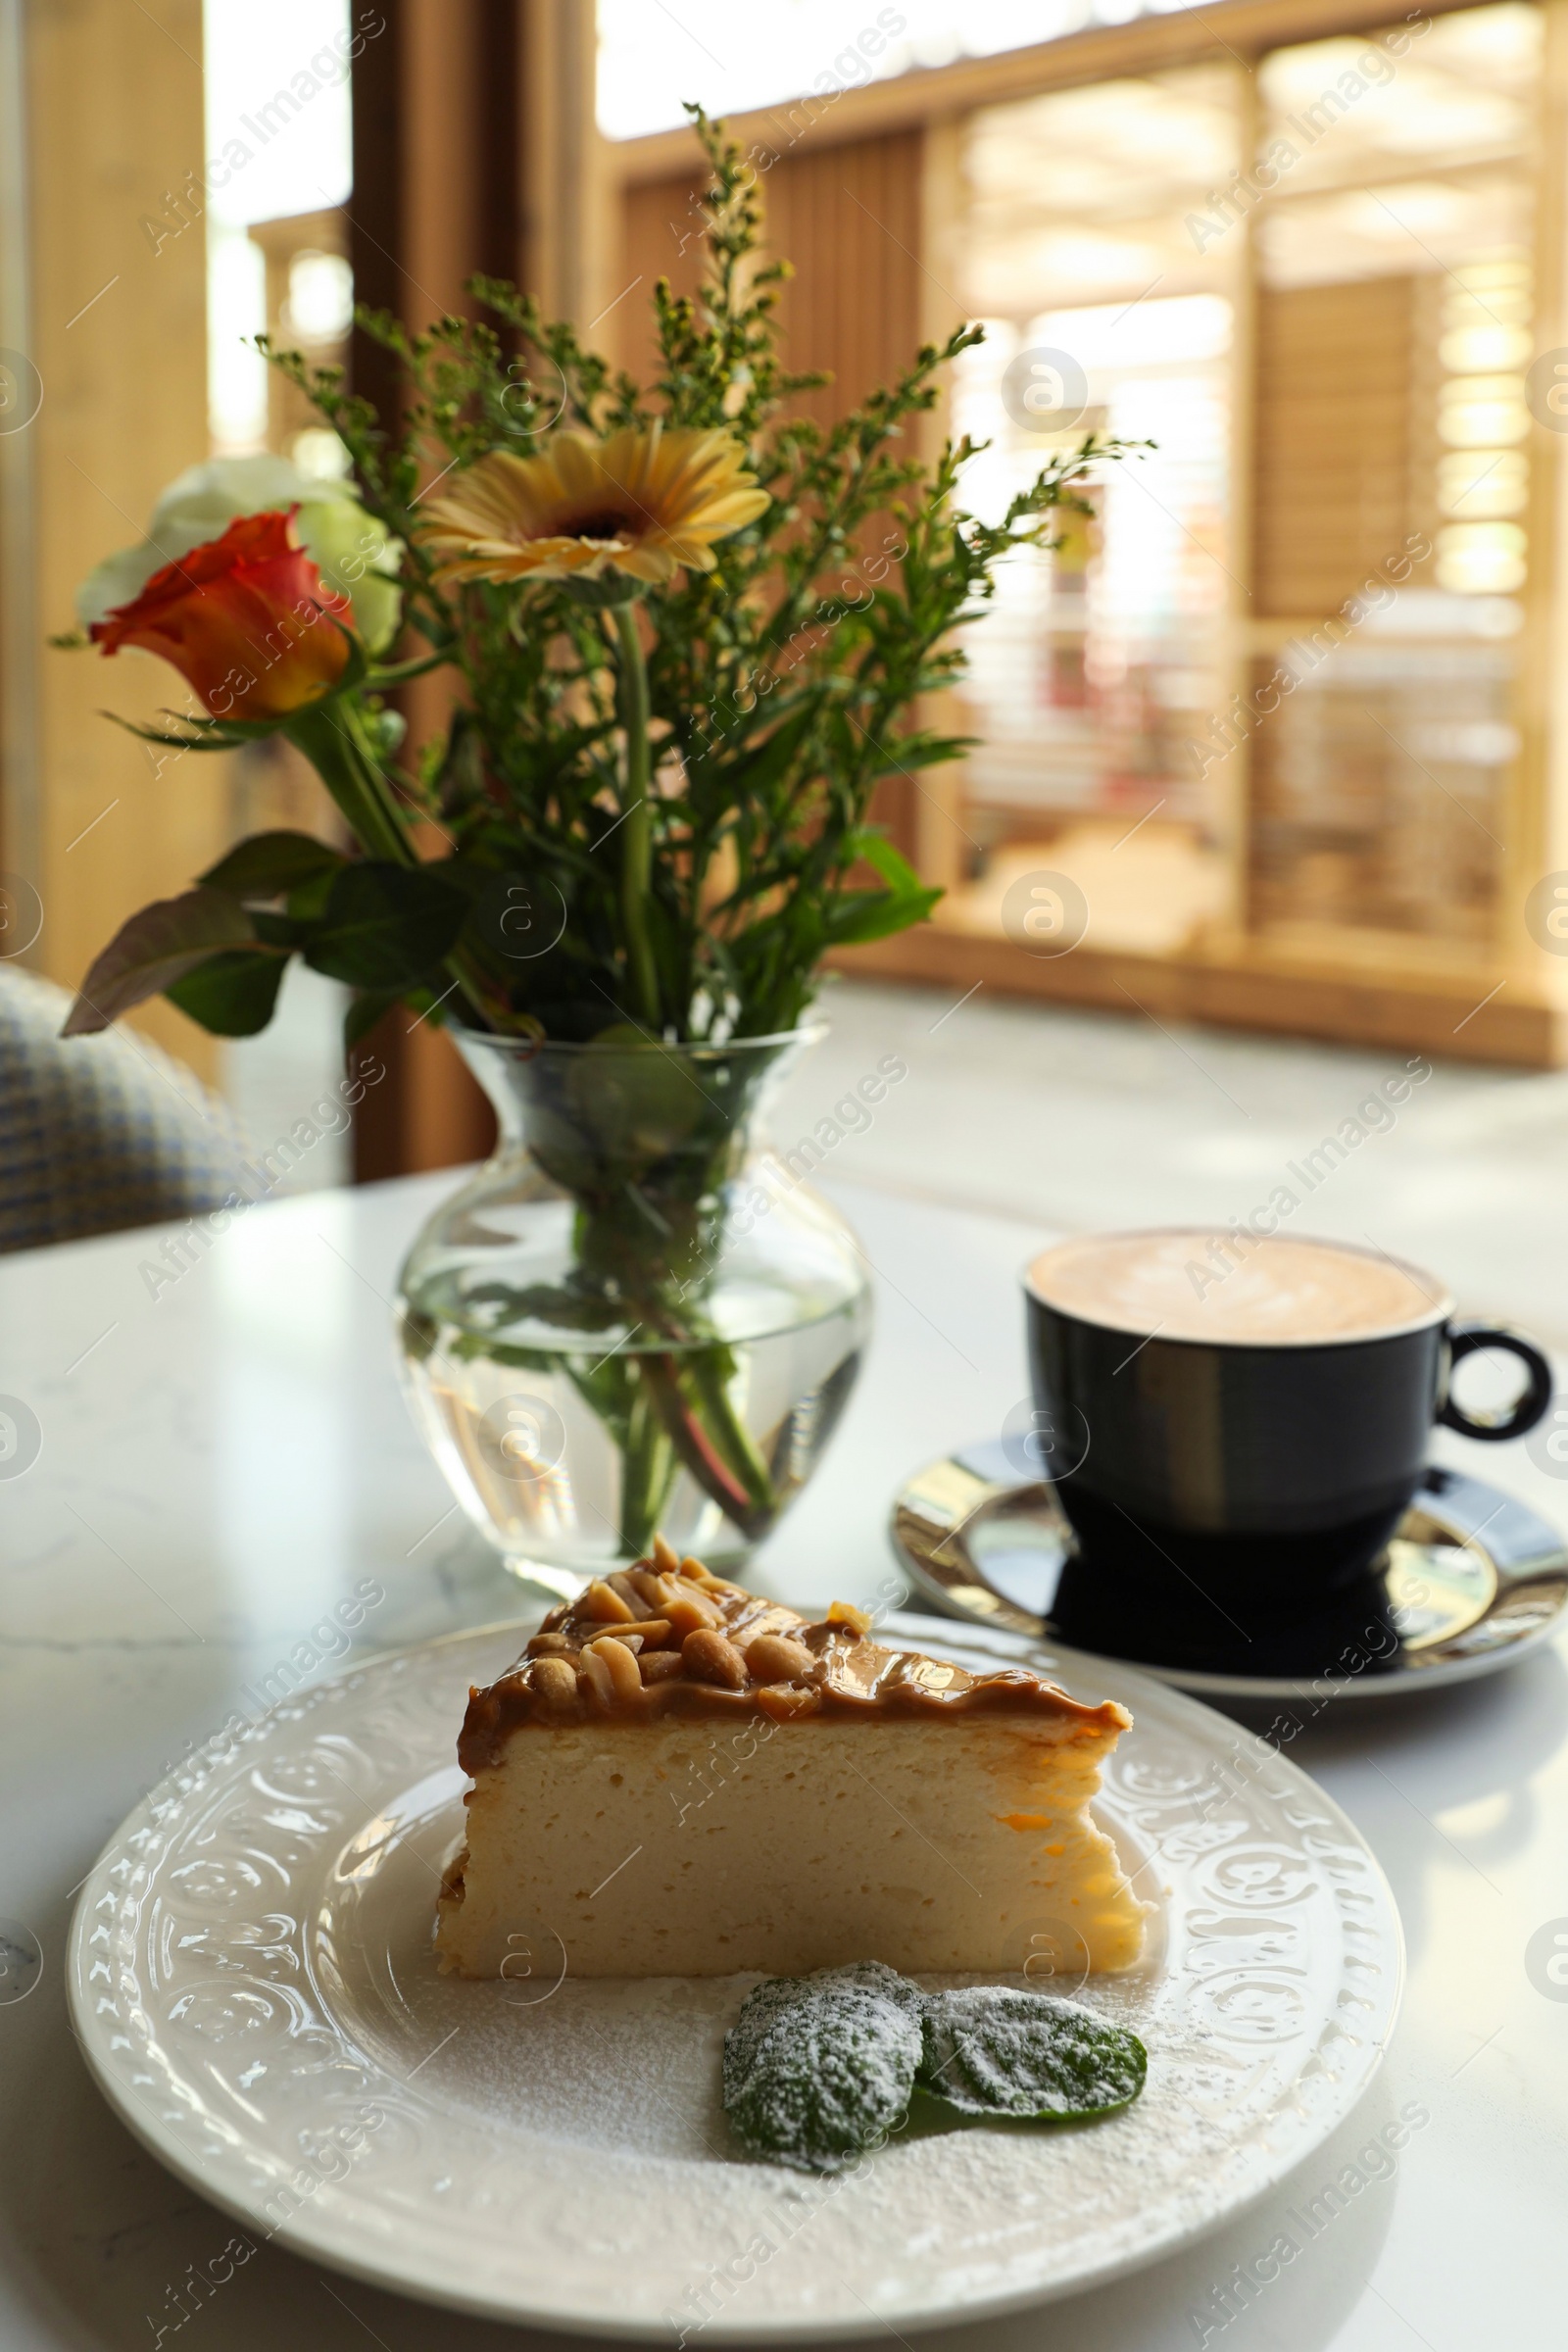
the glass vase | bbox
[394,1024,870,1592]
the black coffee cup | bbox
[1023,1227,1551,1648]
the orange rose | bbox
[90,508,353,720]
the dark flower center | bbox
[563,506,639,543]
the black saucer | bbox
[891,1444,1568,1698]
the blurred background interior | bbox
[5,0,1568,1339]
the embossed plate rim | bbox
[69,1614,1403,2341]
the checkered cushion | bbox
[0,965,255,1253]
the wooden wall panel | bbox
[613,134,924,425]
[765,132,924,860]
[613,129,925,861]
[617,172,705,385]
[7,0,222,1080]
[763,129,924,431]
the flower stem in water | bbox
[614,603,660,1028]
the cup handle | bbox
[1438,1321,1554,1441]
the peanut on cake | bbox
[436,1541,1146,1980]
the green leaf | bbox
[250,907,310,949]
[847,830,925,895]
[917,1989,1147,2122]
[285,866,339,923]
[102,714,255,755]
[342,989,402,1050]
[861,732,974,776]
[826,829,943,944]
[823,882,943,946]
[723,1968,922,2175]
[64,888,255,1036]
[303,861,466,991]
[164,949,289,1037]
[708,701,816,795]
[201,830,346,899]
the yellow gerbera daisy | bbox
[421,423,769,588]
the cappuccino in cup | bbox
[1022,1227,1551,1660]
[1030,1228,1443,1347]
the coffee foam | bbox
[1027,1229,1447,1345]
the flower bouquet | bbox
[64,113,1133,1579]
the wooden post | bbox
[347,0,601,1182]
[1,0,224,1080]
[1219,59,1258,947]
[1513,0,1568,1000]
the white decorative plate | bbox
[69,1613,1402,2340]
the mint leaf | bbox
[723,1961,923,2109]
[723,1966,923,2173]
[919,1988,1147,2121]
[722,1971,1149,2168]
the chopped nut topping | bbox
[587,1633,644,1702]
[682,1627,751,1689]
[530,1655,579,1710]
[663,1589,723,1636]
[605,1569,649,1614]
[459,1535,1130,1772]
[744,1632,815,1684]
[581,1578,636,1623]
[611,1617,674,1646]
[756,1681,821,1720]
[577,1645,616,1705]
[826,1599,873,1635]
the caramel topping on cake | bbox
[456,1544,1129,1774]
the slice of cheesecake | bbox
[436,1542,1147,1980]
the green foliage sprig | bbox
[245,108,1137,1046]
[73,109,1140,1053]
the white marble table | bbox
[1,1171,1564,2350]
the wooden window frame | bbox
[601,0,1568,1065]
